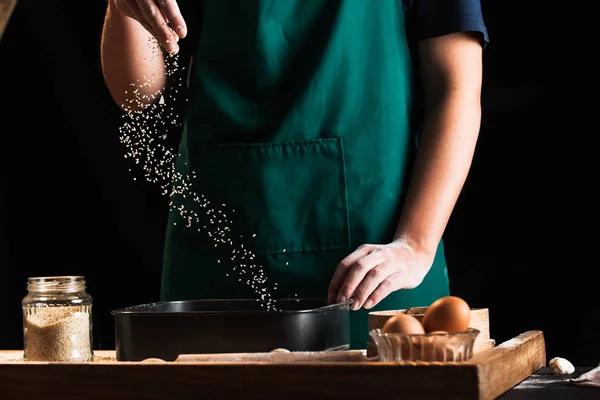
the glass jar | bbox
[22,276,94,362]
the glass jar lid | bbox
[26,276,86,293]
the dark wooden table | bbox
[500,367,598,399]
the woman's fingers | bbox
[156,0,187,38]
[350,259,397,309]
[328,245,373,303]
[337,248,391,309]
[364,272,403,309]
[136,0,179,54]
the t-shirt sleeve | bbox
[405,0,489,47]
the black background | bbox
[1,1,597,366]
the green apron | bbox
[161,0,450,349]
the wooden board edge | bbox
[469,330,546,400]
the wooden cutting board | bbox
[0,330,545,400]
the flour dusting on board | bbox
[117,38,278,310]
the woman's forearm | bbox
[393,31,483,258]
[101,2,167,112]
[394,93,481,257]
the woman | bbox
[101,0,488,349]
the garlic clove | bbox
[549,357,575,375]
[270,348,290,353]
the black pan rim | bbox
[110,297,353,316]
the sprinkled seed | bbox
[118,38,280,311]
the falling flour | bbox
[24,306,93,362]
[118,38,279,310]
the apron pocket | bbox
[192,137,350,255]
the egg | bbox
[382,313,425,335]
[422,296,471,333]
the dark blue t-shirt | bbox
[404,0,489,46]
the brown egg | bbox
[422,296,471,333]
[382,313,425,335]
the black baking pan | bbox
[111,298,352,361]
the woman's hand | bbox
[328,240,434,310]
[110,0,187,54]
